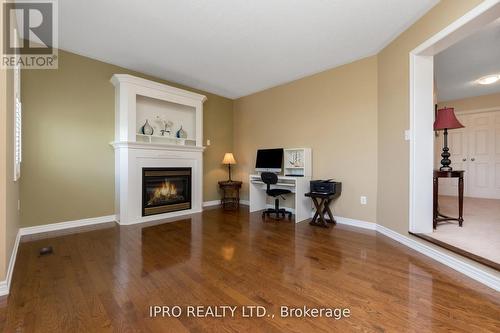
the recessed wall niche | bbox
[136,95,196,142]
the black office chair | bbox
[261,172,292,220]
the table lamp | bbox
[222,153,236,181]
[434,107,464,171]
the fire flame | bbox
[148,181,179,205]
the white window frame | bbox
[13,64,21,181]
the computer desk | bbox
[249,174,311,222]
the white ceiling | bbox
[58,0,438,99]
[435,18,500,102]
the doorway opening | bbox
[409,1,500,269]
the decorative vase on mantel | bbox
[176,126,187,139]
[140,120,154,135]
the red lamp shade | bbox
[434,107,464,130]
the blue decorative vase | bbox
[176,126,187,139]
[141,120,154,135]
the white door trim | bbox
[409,0,500,234]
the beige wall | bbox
[21,50,233,227]
[234,56,378,222]
[438,92,500,112]
[0,1,21,280]
[377,0,484,234]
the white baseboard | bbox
[203,200,249,208]
[19,215,117,236]
[0,230,21,296]
[376,224,500,292]
[304,211,377,230]
[334,216,377,230]
[203,200,220,207]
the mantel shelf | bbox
[110,141,206,152]
[136,134,196,145]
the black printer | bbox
[310,179,342,195]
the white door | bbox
[468,112,494,198]
[467,111,500,199]
[438,110,500,199]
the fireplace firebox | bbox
[142,168,192,216]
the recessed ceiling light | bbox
[476,74,500,85]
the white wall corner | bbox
[0,230,22,296]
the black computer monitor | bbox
[255,148,284,173]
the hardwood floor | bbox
[0,207,499,332]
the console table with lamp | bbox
[219,153,242,210]
[433,107,465,229]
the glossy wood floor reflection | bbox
[0,207,499,332]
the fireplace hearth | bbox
[142,168,192,216]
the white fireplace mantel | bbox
[110,74,207,225]
[111,141,205,152]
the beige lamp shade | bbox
[222,153,236,165]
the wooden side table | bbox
[218,181,242,210]
[305,192,338,228]
[433,170,464,229]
